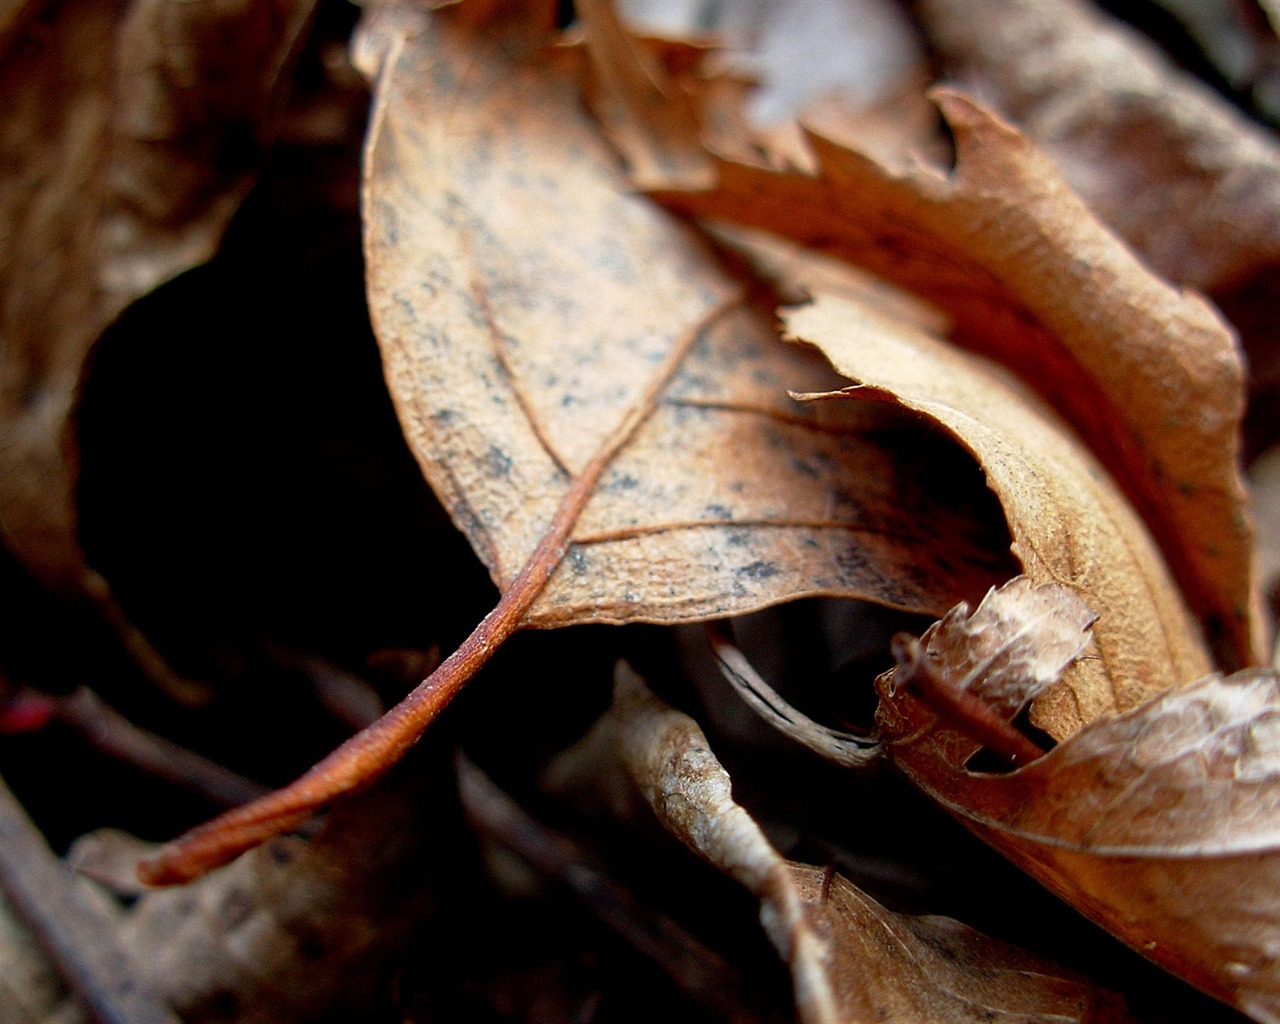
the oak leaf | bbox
[608,663,1133,1024]
[652,89,1261,668]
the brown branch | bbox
[0,773,182,1024]
[54,688,270,808]
[138,296,740,886]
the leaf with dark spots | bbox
[786,286,1213,738]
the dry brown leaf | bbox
[652,88,1261,669]
[608,663,1133,1024]
[897,577,1098,721]
[785,291,1212,738]
[0,0,314,691]
[356,3,1009,631]
[707,576,1094,770]
[878,642,1280,1023]
[90,781,443,1024]
[917,0,1280,455]
[889,576,1096,765]
[919,0,1280,461]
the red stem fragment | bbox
[137,297,739,886]
[889,634,1046,768]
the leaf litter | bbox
[138,0,1017,884]
[2,0,1280,1022]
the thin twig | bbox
[83,570,213,708]
[258,642,386,730]
[456,753,774,1024]
[0,773,183,1024]
[54,688,271,808]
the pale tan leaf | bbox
[610,664,1133,1024]
[653,89,1261,668]
[878,661,1280,1024]
[785,291,1212,738]
[356,2,1014,630]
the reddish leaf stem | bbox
[890,634,1046,768]
[138,297,739,886]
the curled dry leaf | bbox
[785,291,1212,738]
[896,576,1098,721]
[652,89,1260,668]
[608,664,1133,1024]
[878,658,1280,1024]
[917,0,1280,453]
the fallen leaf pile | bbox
[2,0,1279,1022]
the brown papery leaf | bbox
[890,577,1097,765]
[917,0,1280,455]
[138,1,1016,885]
[91,778,440,1024]
[786,292,1212,738]
[609,664,1133,1024]
[878,657,1280,1024]
[902,577,1097,720]
[653,89,1261,669]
